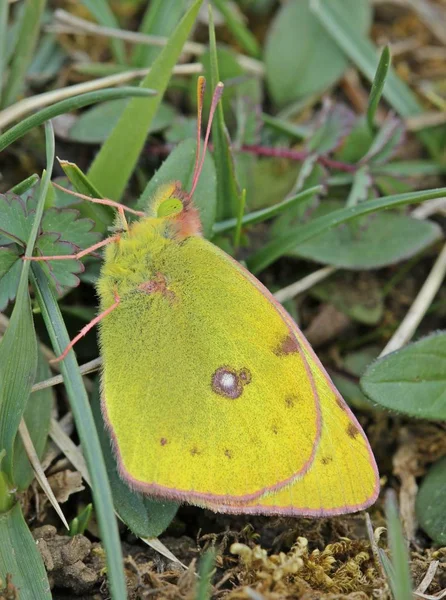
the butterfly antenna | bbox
[189,80,224,199]
[191,75,206,188]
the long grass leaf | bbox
[1,0,46,108]
[81,0,126,64]
[385,491,413,600]
[0,86,156,152]
[248,187,446,273]
[87,0,203,200]
[0,503,51,600]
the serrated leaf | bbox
[40,208,100,250]
[139,138,217,238]
[361,332,446,420]
[0,194,33,245]
[35,233,83,292]
[0,250,21,311]
[265,0,371,106]
[283,200,442,269]
[416,456,446,544]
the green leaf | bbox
[196,549,216,600]
[361,332,446,420]
[139,139,217,239]
[208,7,241,220]
[88,0,203,200]
[91,381,178,538]
[69,503,93,537]
[80,0,126,64]
[132,0,187,67]
[307,103,355,155]
[0,86,156,153]
[0,503,51,599]
[1,0,46,108]
[67,100,176,144]
[282,200,441,269]
[312,272,383,325]
[384,491,413,600]
[367,45,391,131]
[13,347,53,491]
[264,0,371,106]
[311,0,441,157]
[248,187,446,273]
[416,456,446,544]
[57,161,112,232]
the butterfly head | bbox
[146,77,224,240]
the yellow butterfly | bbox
[33,77,379,516]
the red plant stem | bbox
[240,144,357,173]
[147,142,357,173]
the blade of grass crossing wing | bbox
[80,0,126,64]
[1,0,46,108]
[0,122,54,479]
[367,45,390,131]
[248,186,446,273]
[310,0,441,158]
[87,0,203,200]
[30,266,126,599]
[208,5,241,220]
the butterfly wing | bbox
[99,235,322,505]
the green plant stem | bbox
[0,87,156,152]
[30,265,127,600]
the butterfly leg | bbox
[51,290,121,363]
[23,235,119,261]
[52,183,145,217]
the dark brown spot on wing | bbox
[347,423,360,439]
[139,272,176,301]
[160,438,168,446]
[336,396,347,411]
[285,396,297,408]
[321,456,333,465]
[211,366,251,399]
[271,425,279,435]
[274,333,300,356]
[224,449,233,459]
[190,446,200,456]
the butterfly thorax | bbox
[97,182,202,305]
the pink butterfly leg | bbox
[52,290,121,363]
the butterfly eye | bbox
[157,197,183,218]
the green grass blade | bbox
[367,45,390,131]
[0,502,51,600]
[195,550,215,600]
[213,186,322,234]
[311,0,440,157]
[30,266,127,600]
[0,122,54,478]
[248,186,446,273]
[87,0,203,200]
[58,160,113,233]
[212,0,261,58]
[0,1,8,105]
[81,0,126,64]
[1,0,46,108]
[131,0,186,67]
[208,5,241,220]
[385,490,413,600]
[0,86,156,152]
